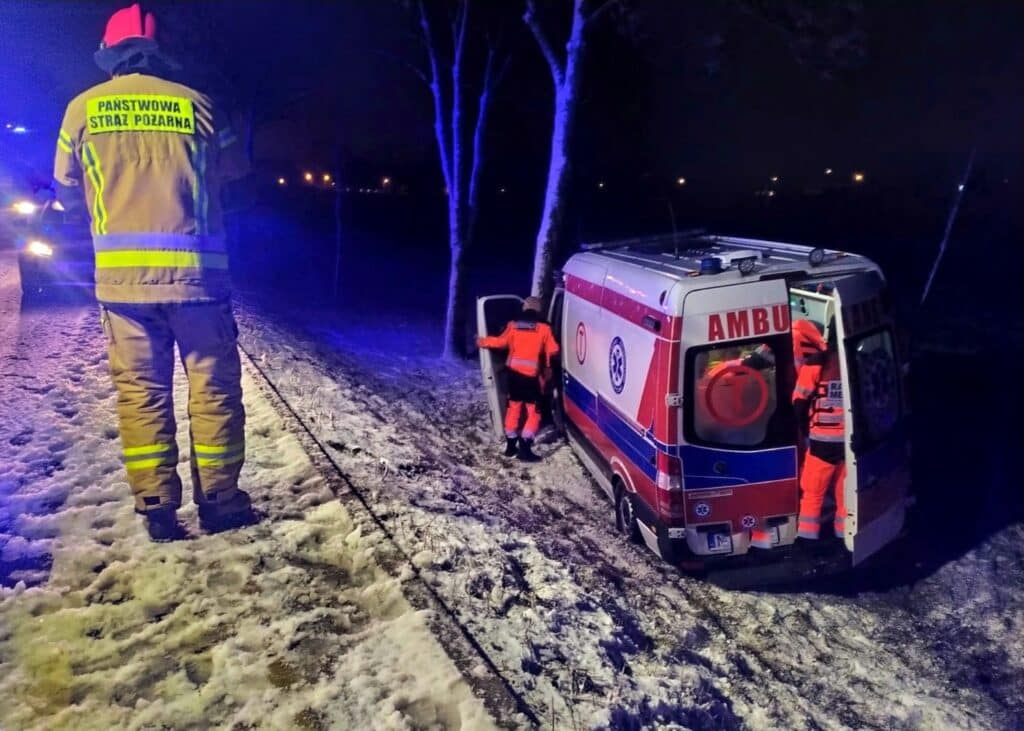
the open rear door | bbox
[476,295,523,439]
[832,272,909,565]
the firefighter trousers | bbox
[100,300,245,513]
[797,451,847,539]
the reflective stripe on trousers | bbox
[101,301,245,512]
[797,452,846,539]
[505,401,541,439]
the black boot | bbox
[503,437,519,457]
[144,507,184,542]
[517,438,541,462]
[198,490,255,533]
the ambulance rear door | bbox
[680,279,799,557]
[832,271,909,565]
[477,295,524,439]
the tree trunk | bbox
[529,0,586,302]
[443,235,468,360]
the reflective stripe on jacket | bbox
[54,73,244,304]
[793,352,845,443]
[479,319,560,377]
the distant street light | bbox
[824,168,833,175]
[277,177,286,186]
[676,177,687,186]
[770,176,779,183]
[304,171,314,183]
[958,183,965,191]
[598,181,605,189]
[323,173,332,183]
[767,190,776,197]
[382,176,391,186]
[499,187,507,194]
[852,172,865,183]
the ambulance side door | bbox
[477,295,523,440]
[832,272,909,565]
[547,287,567,436]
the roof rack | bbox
[581,229,711,255]
[580,232,855,275]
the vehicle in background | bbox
[479,234,911,579]
[17,200,94,300]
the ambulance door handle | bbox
[713,461,727,475]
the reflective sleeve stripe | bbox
[58,129,74,152]
[217,128,237,148]
[59,129,73,145]
[189,140,210,235]
[798,514,822,524]
[95,250,229,269]
[82,142,109,235]
[123,443,174,457]
[794,385,814,398]
[93,233,227,253]
[57,139,73,154]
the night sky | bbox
[0,0,1020,195]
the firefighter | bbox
[792,320,847,540]
[477,297,560,461]
[53,4,251,541]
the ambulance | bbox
[477,234,911,573]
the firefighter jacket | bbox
[793,351,845,444]
[480,315,560,378]
[54,73,245,304]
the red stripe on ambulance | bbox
[708,304,790,342]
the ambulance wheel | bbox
[615,484,640,543]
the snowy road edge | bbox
[237,346,538,730]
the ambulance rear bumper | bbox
[636,508,851,586]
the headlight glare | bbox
[12,200,38,216]
[27,239,54,257]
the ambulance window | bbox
[850,328,901,450]
[686,337,793,449]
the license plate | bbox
[707,532,733,554]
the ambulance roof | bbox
[567,233,881,310]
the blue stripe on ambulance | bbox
[564,372,796,489]
[677,445,796,489]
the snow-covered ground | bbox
[0,256,496,730]
[233,292,1023,731]
[1,243,1021,730]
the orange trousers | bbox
[798,452,847,539]
[504,401,541,440]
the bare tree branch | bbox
[524,0,566,86]
[419,0,453,189]
[584,0,623,28]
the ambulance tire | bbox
[614,483,641,543]
[550,386,568,440]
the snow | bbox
[1,246,1021,729]
[232,295,1023,730]
[0,267,495,729]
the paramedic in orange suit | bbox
[477,297,560,462]
[792,323,847,539]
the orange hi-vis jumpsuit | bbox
[479,317,560,440]
[793,350,847,539]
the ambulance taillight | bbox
[655,452,685,519]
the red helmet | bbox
[101,4,156,49]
